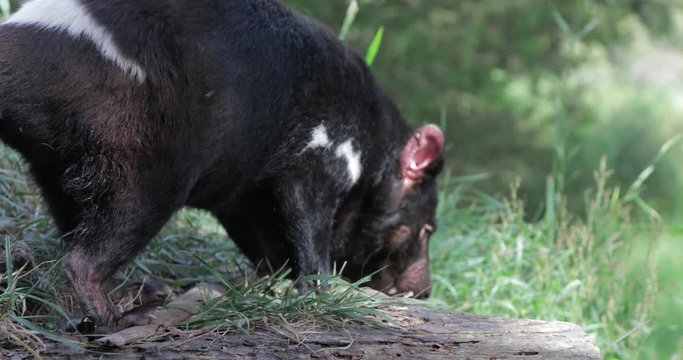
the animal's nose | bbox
[394,257,431,299]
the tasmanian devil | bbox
[0,0,445,328]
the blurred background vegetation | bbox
[289,0,683,218]
[286,0,683,358]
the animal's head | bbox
[340,124,444,298]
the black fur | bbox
[0,0,443,327]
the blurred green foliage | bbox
[287,0,683,218]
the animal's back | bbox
[0,0,376,208]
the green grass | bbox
[637,228,683,359]
[432,163,659,358]
[185,264,392,332]
[429,156,680,359]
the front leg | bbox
[277,180,335,292]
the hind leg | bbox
[60,179,184,328]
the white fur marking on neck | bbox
[5,0,146,82]
[304,124,331,150]
[335,139,362,184]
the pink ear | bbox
[401,124,444,184]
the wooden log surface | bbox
[31,285,600,360]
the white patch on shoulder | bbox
[335,139,362,185]
[304,124,331,150]
[4,0,146,82]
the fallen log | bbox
[33,285,600,360]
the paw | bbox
[59,317,95,334]
[114,304,161,330]
[295,278,312,294]
[109,277,172,311]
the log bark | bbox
[34,290,600,360]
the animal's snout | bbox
[395,257,431,298]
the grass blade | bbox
[338,0,358,41]
[0,0,10,18]
[365,26,384,66]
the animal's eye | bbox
[390,225,412,248]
